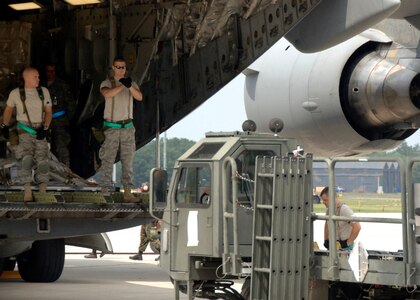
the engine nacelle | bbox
[244,29,420,157]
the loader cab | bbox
[152,131,296,285]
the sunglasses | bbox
[114,65,126,69]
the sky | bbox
[165,73,420,148]
[165,74,247,141]
[406,131,420,146]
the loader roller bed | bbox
[314,249,404,260]
[0,190,162,220]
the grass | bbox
[312,192,402,213]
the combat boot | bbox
[129,252,143,260]
[24,183,33,202]
[123,186,137,203]
[84,252,97,259]
[39,183,47,193]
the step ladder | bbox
[251,154,312,300]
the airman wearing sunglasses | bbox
[99,57,143,202]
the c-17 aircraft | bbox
[0,0,414,285]
[0,0,404,179]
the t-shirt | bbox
[327,202,355,241]
[100,77,139,121]
[6,87,52,123]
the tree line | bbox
[115,139,420,188]
[369,142,420,183]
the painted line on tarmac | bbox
[126,281,174,289]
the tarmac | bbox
[0,253,188,300]
[0,225,191,300]
[0,213,403,299]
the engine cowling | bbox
[244,29,420,157]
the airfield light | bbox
[8,2,42,10]
[63,0,101,5]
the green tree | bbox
[370,142,420,161]
[370,142,420,183]
[115,137,195,187]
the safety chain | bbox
[235,199,254,211]
[234,171,255,183]
[234,171,254,211]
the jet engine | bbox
[244,29,420,157]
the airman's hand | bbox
[36,127,48,140]
[119,77,132,88]
[1,123,9,140]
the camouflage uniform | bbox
[14,127,49,183]
[138,221,161,253]
[99,127,135,187]
[6,87,52,184]
[98,77,139,189]
[47,78,74,166]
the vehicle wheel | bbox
[17,238,65,282]
[241,277,250,300]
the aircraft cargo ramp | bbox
[0,191,159,220]
[0,202,158,221]
[0,188,161,248]
[0,190,161,220]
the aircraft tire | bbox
[17,238,65,282]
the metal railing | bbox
[222,156,240,275]
[312,157,408,282]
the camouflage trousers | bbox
[139,227,161,253]
[98,126,135,188]
[51,125,70,166]
[14,132,49,184]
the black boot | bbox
[84,251,97,259]
[129,252,143,260]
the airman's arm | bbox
[347,221,361,245]
[130,85,143,101]
[2,105,14,126]
[101,85,125,98]
[324,221,329,241]
[44,105,52,129]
